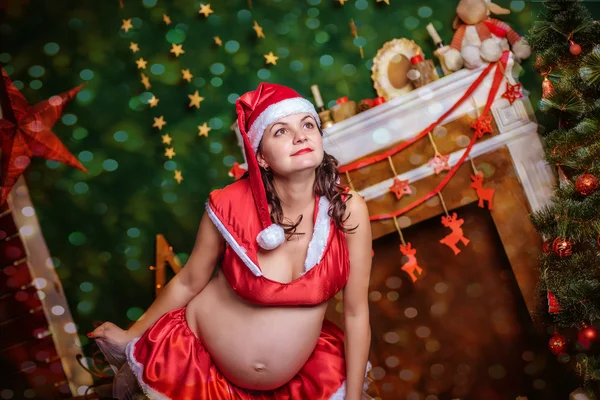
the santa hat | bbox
[236,82,321,250]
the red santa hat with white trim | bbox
[236,82,321,250]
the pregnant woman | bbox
[89,83,373,399]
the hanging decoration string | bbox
[392,215,407,246]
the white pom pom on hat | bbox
[236,82,321,250]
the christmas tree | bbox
[528,0,600,397]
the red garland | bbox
[369,52,509,222]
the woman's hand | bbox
[88,322,134,349]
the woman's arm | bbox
[125,210,225,338]
[342,191,373,400]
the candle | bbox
[311,84,324,109]
[426,23,443,47]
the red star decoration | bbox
[389,178,412,200]
[228,162,247,180]
[471,114,493,138]
[0,67,87,204]
[501,82,523,105]
[428,154,451,175]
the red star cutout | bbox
[228,162,247,180]
[471,114,493,138]
[0,67,87,204]
[501,82,523,105]
[389,178,412,200]
[428,154,451,175]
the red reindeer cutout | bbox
[470,170,494,210]
[399,242,423,282]
[440,212,470,255]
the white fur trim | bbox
[257,223,286,250]
[304,196,331,272]
[125,337,171,400]
[206,197,330,277]
[206,202,263,277]
[329,361,373,400]
[248,97,321,153]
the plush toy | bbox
[444,0,531,71]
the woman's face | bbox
[256,113,323,175]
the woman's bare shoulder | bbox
[342,189,369,228]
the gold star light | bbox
[214,36,223,46]
[148,95,159,108]
[376,0,390,4]
[129,42,140,53]
[181,69,193,83]
[337,0,348,4]
[174,170,183,184]
[141,73,151,89]
[165,147,176,159]
[188,91,204,109]
[153,116,167,130]
[163,14,172,25]
[199,3,214,17]
[197,122,211,137]
[264,51,279,65]
[170,44,185,57]
[136,58,147,69]
[161,133,173,145]
[121,19,133,32]
[253,21,265,38]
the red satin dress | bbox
[116,179,371,400]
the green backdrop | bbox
[2,0,595,352]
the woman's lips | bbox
[291,148,312,156]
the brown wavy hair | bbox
[242,128,357,240]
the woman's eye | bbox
[304,122,314,129]
[275,128,285,136]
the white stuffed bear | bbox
[445,0,531,71]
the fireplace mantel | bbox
[322,53,555,214]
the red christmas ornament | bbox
[542,239,552,254]
[569,40,581,56]
[399,242,423,283]
[471,114,494,138]
[0,66,87,204]
[439,212,470,255]
[575,173,599,196]
[548,332,567,355]
[577,325,598,350]
[547,290,562,314]
[501,82,524,105]
[542,77,555,99]
[427,154,451,175]
[552,237,573,257]
[389,178,412,200]
[470,170,494,210]
[228,162,247,180]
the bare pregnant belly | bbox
[185,271,329,390]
